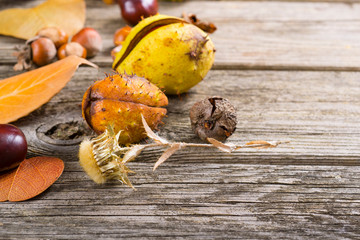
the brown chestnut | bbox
[118,0,158,26]
[0,124,27,172]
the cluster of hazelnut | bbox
[14,27,102,71]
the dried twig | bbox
[78,115,287,188]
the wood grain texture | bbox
[1,163,360,239]
[1,66,357,165]
[1,1,360,70]
[1,0,360,238]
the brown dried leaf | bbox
[0,157,64,202]
[122,145,146,163]
[206,138,233,153]
[153,143,183,171]
[141,114,168,145]
[182,12,217,34]
[0,0,85,40]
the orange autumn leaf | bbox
[0,156,64,202]
[0,55,97,124]
[0,0,85,40]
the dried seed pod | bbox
[82,73,168,144]
[190,96,237,142]
[36,27,69,48]
[182,13,217,34]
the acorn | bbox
[112,14,215,95]
[82,73,168,144]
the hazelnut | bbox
[30,37,57,66]
[113,25,132,46]
[36,27,69,48]
[57,42,87,60]
[71,27,102,58]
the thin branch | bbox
[79,115,288,188]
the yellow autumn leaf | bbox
[0,55,97,124]
[0,0,86,40]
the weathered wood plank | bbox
[0,164,359,239]
[0,66,358,165]
[0,1,359,239]
[1,1,360,70]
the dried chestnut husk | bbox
[81,73,168,144]
[190,96,237,142]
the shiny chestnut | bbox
[118,0,158,25]
[0,124,27,172]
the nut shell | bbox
[190,97,237,142]
[31,37,57,66]
[113,25,132,46]
[57,42,87,59]
[36,27,69,49]
[72,27,102,58]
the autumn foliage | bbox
[0,157,64,202]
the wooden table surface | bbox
[1,0,360,239]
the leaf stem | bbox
[116,141,286,157]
